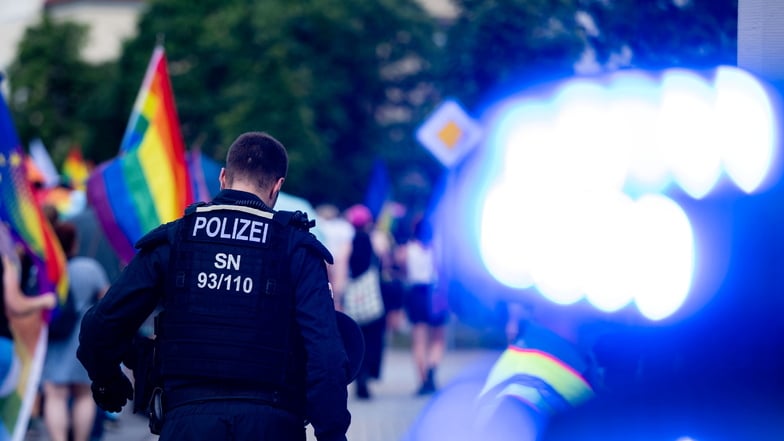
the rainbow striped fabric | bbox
[0,86,68,441]
[0,91,68,301]
[87,46,193,263]
[61,147,90,191]
[479,346,595,415]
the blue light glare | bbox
[630,195,694,321]
[581,192,636,313]
[479,182,535,289]
[476,66,778,321]
[713,67,778,194]
[659,70,722,199]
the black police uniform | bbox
[77,189,351,441]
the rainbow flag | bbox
[0,86,67,441]
[61,147,90,191]
[187,147,222,203]
[0,92,68,300]
[87,46,193,263]
[4,298,48,441]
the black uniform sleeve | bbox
[77,239,169,383]
[290,236,351,441]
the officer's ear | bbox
[270,177,284,200]
[219,168,227,190]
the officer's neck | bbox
[226,182,275,208]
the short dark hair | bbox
[224,132,288,190]
[54,222,78,258]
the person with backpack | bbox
[77,132,352,441]
[41,222,109,441]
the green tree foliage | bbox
[6,0,740,207]
[437,0,588,112]
[6,14,95,164]
[584,0,738,70]
[77,62,127,164]
[436,0,738,113]
[93,0,442,207]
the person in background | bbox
[52,201,125,439]
[0,226,57,400]
[398,216,448,395]
[41,222,109,441]
[371,203,406,335]
[315,203,354,307]
[345,204,387,400]
[77,132,351,441]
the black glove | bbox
[91,370,134,413]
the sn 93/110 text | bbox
[197,272,253,294]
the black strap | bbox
[163,385,299,414]
[273,210,315,230]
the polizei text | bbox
[191,215,269,243]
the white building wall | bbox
[0,0,46,73]
[738,0,784,83]
[420,0,458,20]
[48,1,144,64]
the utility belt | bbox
[128,326,303,434]
[137,376,302,434]
[147,385,301,434]
[163,385,300,413]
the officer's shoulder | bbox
[273,209,315,231]
[135,220,178,250]
[184,201,208,215]
[274,210,334,264]
[297,232,334,264]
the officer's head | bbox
[221,132,288,208]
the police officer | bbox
[77,132,352,441]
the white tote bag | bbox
[343,267,385,325]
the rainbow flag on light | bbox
[61,147,90,191]
[87,46,193,263]
[0,85,68,441]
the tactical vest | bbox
[155,202,308,410]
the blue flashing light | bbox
[713,67,778,194]
[471,66,779,321]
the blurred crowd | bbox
[3,181,460,440]
[313,200,448,401]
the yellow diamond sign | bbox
[437,121,462,149]
[417,100,482,168]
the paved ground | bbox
[24,347,502,441]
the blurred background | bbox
[0,0,742,208]
[3,0,784,439]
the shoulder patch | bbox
[135,222,174,250]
